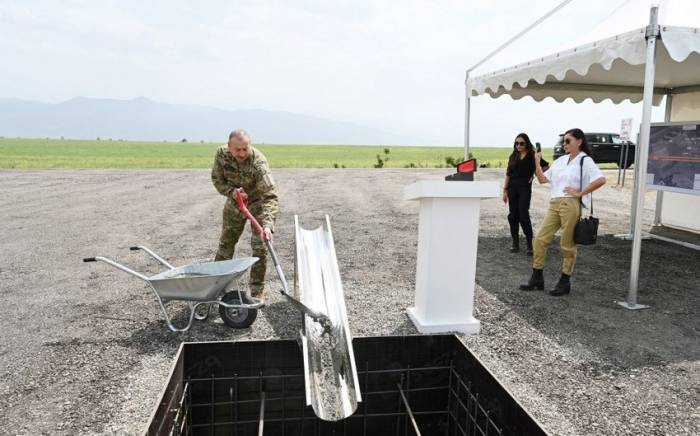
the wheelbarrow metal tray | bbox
[148,257,258,301]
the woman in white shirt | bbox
[519,128,606,296]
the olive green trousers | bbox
[532,197,581,275]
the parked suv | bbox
[553,132,635,168]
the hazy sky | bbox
[1,0,697,146]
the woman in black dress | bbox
[502,133,547,255]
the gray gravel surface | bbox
[0,168,697,435]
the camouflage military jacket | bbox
[211,145,279,229]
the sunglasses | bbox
[514,141,526,146]
[564,138,577,144]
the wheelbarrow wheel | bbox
[219,291,257,329]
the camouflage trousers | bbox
[214,201,267,297]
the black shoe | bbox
[510,239,519,253]
[519,268,544,291]
[549,273,571,296]
[526,238,533,256]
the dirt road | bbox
[0,169,697,435]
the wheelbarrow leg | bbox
[153,290,202,332]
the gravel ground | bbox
[0,168,697,435]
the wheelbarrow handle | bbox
[235,189,270,241]
[81,256,149,281]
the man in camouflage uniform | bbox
[212,129,279,298]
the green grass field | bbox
[0,138,555,169]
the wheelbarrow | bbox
[83,246,264,332]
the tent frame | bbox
[620,6,659,310]
[463,5,697,310]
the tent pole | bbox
[464,72,471,160]
[619,6,659,311]
[630,130,641,234]
[615,133,642,240]
[664,93,673,121]
[462,0,574,161]
[465,0,574,73]
[654,189,664,226]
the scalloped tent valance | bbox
[468,26,700,105]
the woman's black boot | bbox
[526,237,533,256]
[519,268,544,291]
[510,238,520,253]
[550,273,571,296]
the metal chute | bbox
[233,190,361,420]
[295,215,362,421]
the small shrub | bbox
[374,148,391,168]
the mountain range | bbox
[0,97,414,145]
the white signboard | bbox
[620,118,633,141]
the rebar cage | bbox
[147,335,547,436]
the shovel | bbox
[234,189,332,331]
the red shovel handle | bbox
[235,189,270,241]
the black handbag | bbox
[574,156,599,245]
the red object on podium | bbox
[457,159,477,173]
[445,158,477,181]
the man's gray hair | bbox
[229,129,251,142]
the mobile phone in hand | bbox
[535,142,541,152]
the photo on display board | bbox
[647,122,700,195]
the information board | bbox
[646,122,700,196]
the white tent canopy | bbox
[464,5,700,309]
[469,26,700,105]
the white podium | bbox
[404,180,500,334]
